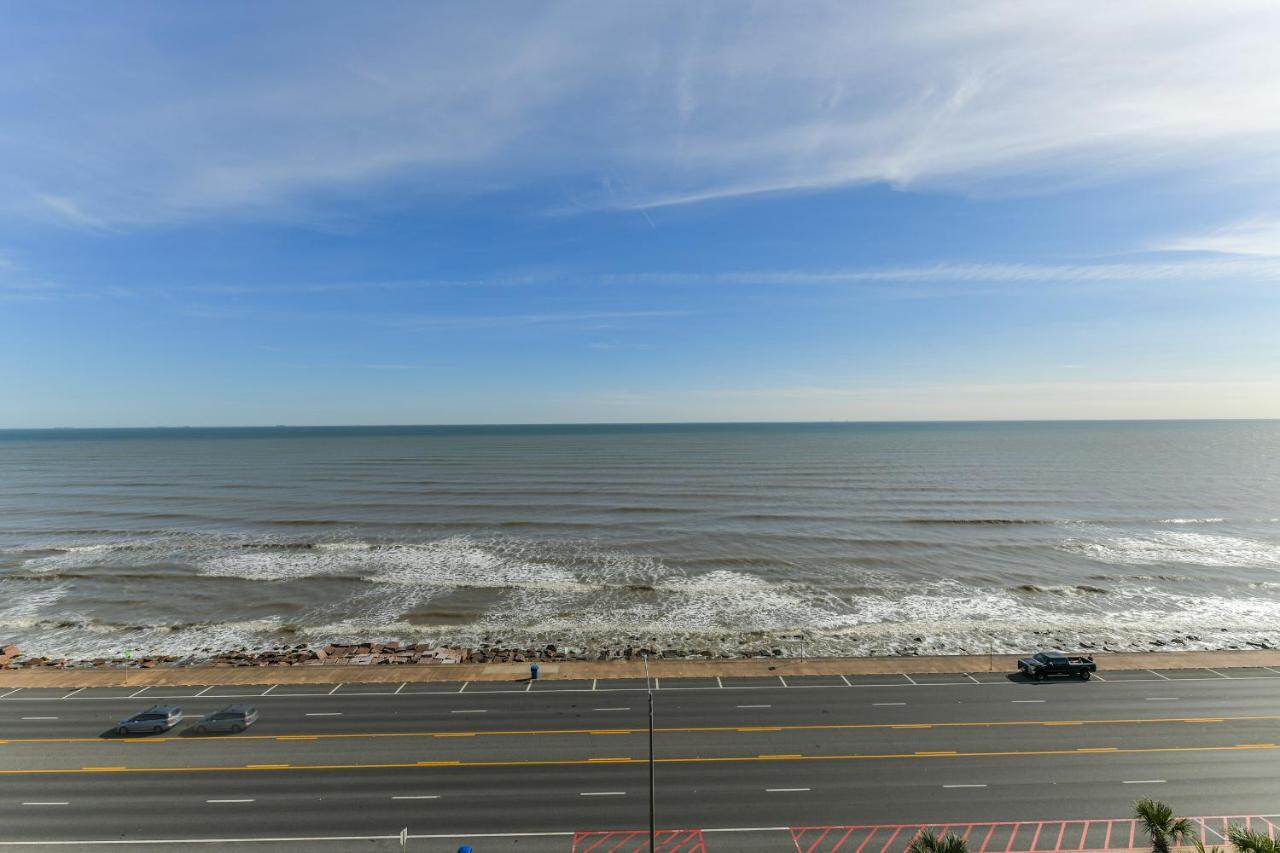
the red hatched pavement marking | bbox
[572,829,706,853]
[789,816,1280,853]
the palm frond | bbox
[908,830,969,853]
[1227,826,1279,853]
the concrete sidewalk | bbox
[3,648,1279,689]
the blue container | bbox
[530,663,540,680]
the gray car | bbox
[115,705,183,735]
[194,704,258,734]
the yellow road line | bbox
[2,742,1276,776]
[6,714,1275,746]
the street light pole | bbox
[643,652,655,852]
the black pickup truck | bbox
[1017,650,1097,681]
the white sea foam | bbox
[1160,518,1226,524]
[1061,530,1280,569]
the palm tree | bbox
[1227,825,1279,853]
[1135,799,1197,853]
[907,829,969,853]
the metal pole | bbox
[644,653,655,853]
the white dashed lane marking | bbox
[766,788,810,792]
[579,791,626,797]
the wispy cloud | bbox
[377,309,689,331]
[5,3,1280,226]
[1157,218,1280,257]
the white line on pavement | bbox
[391,795,440,800]
[21,716,59,720]
[943,784,988,788]
[206,799,255,803]
[260,685,277,696]
[1145,697,1179,701]
[61,688,84,699]
[450,709,487,714]
[394,682,406,694]
[839,675,852,686]
[1012,700,1045,703]
[194,687,212,697]
[327,684,342,695]
[0,688,21,699]
[127,688,148,698]
[595,707,630,711]
[579,791,626,796]
[902,674,918,685]
[22,802,69,806]
[737,704,771,708]
[873,702,906,706]
[305,712,342,716]
[1123,780,1166,784]
[458,682,468,692]
[1149,670,1172,680]
[765,788,810,792]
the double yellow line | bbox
[0,713,1270,746]
[0,742,1275,776]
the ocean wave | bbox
[1060,531,1280,569]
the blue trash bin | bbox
[530,662,540,681]
[458,847,473,853]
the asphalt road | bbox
[1,667,1279,850]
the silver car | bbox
[194,704,258,734]
[115,705,183,735]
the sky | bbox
[2,1,1279,427]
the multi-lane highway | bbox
[1,666,1279,850]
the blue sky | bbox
[2,1,1279,427]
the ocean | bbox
[1,421,1278,659]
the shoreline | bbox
[3,647,1279,688]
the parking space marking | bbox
[1146,697,1180,701]
[394,682,406,694]
[943,783,988,788]
[1012,699,1045,703]
[305,712,342,717]
[127,688,149,698]
[391,795,440,800]
[61,688,84,699]
[579,791,626,796]
[0,689,20,699]
[873,702,906,707]
[766,787,810,792]
[458,682,469,692]
[595,707,630,711]
[902,674,918,685]
[194,687,213,697]
[207,798,254,803]
[450,709,487,714]
[1149,670,1172,680]
[261,685,277,696]
[1123,779,1166,784]
[737,704,772,708]
[840,675,852,686]
[21,802,69,806]
[20,716,58,720]
[327,684,341,695]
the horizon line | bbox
[2,417,1277,432]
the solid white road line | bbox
[1123,780,1166,784]
[765,788,810,792]
[737,704,772,708]
[1146,697,1179,701]
[206,799,255,803]
[594,707,631,711]
[391,795,440,800]
[21,802,69,806]
[943,784,988,788]
[873,702,906,706]
[1012,700,1045,703]
[579,791,626,796]
[451,709,487,714]
[305,712,342,716]
[21,716,59,720]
